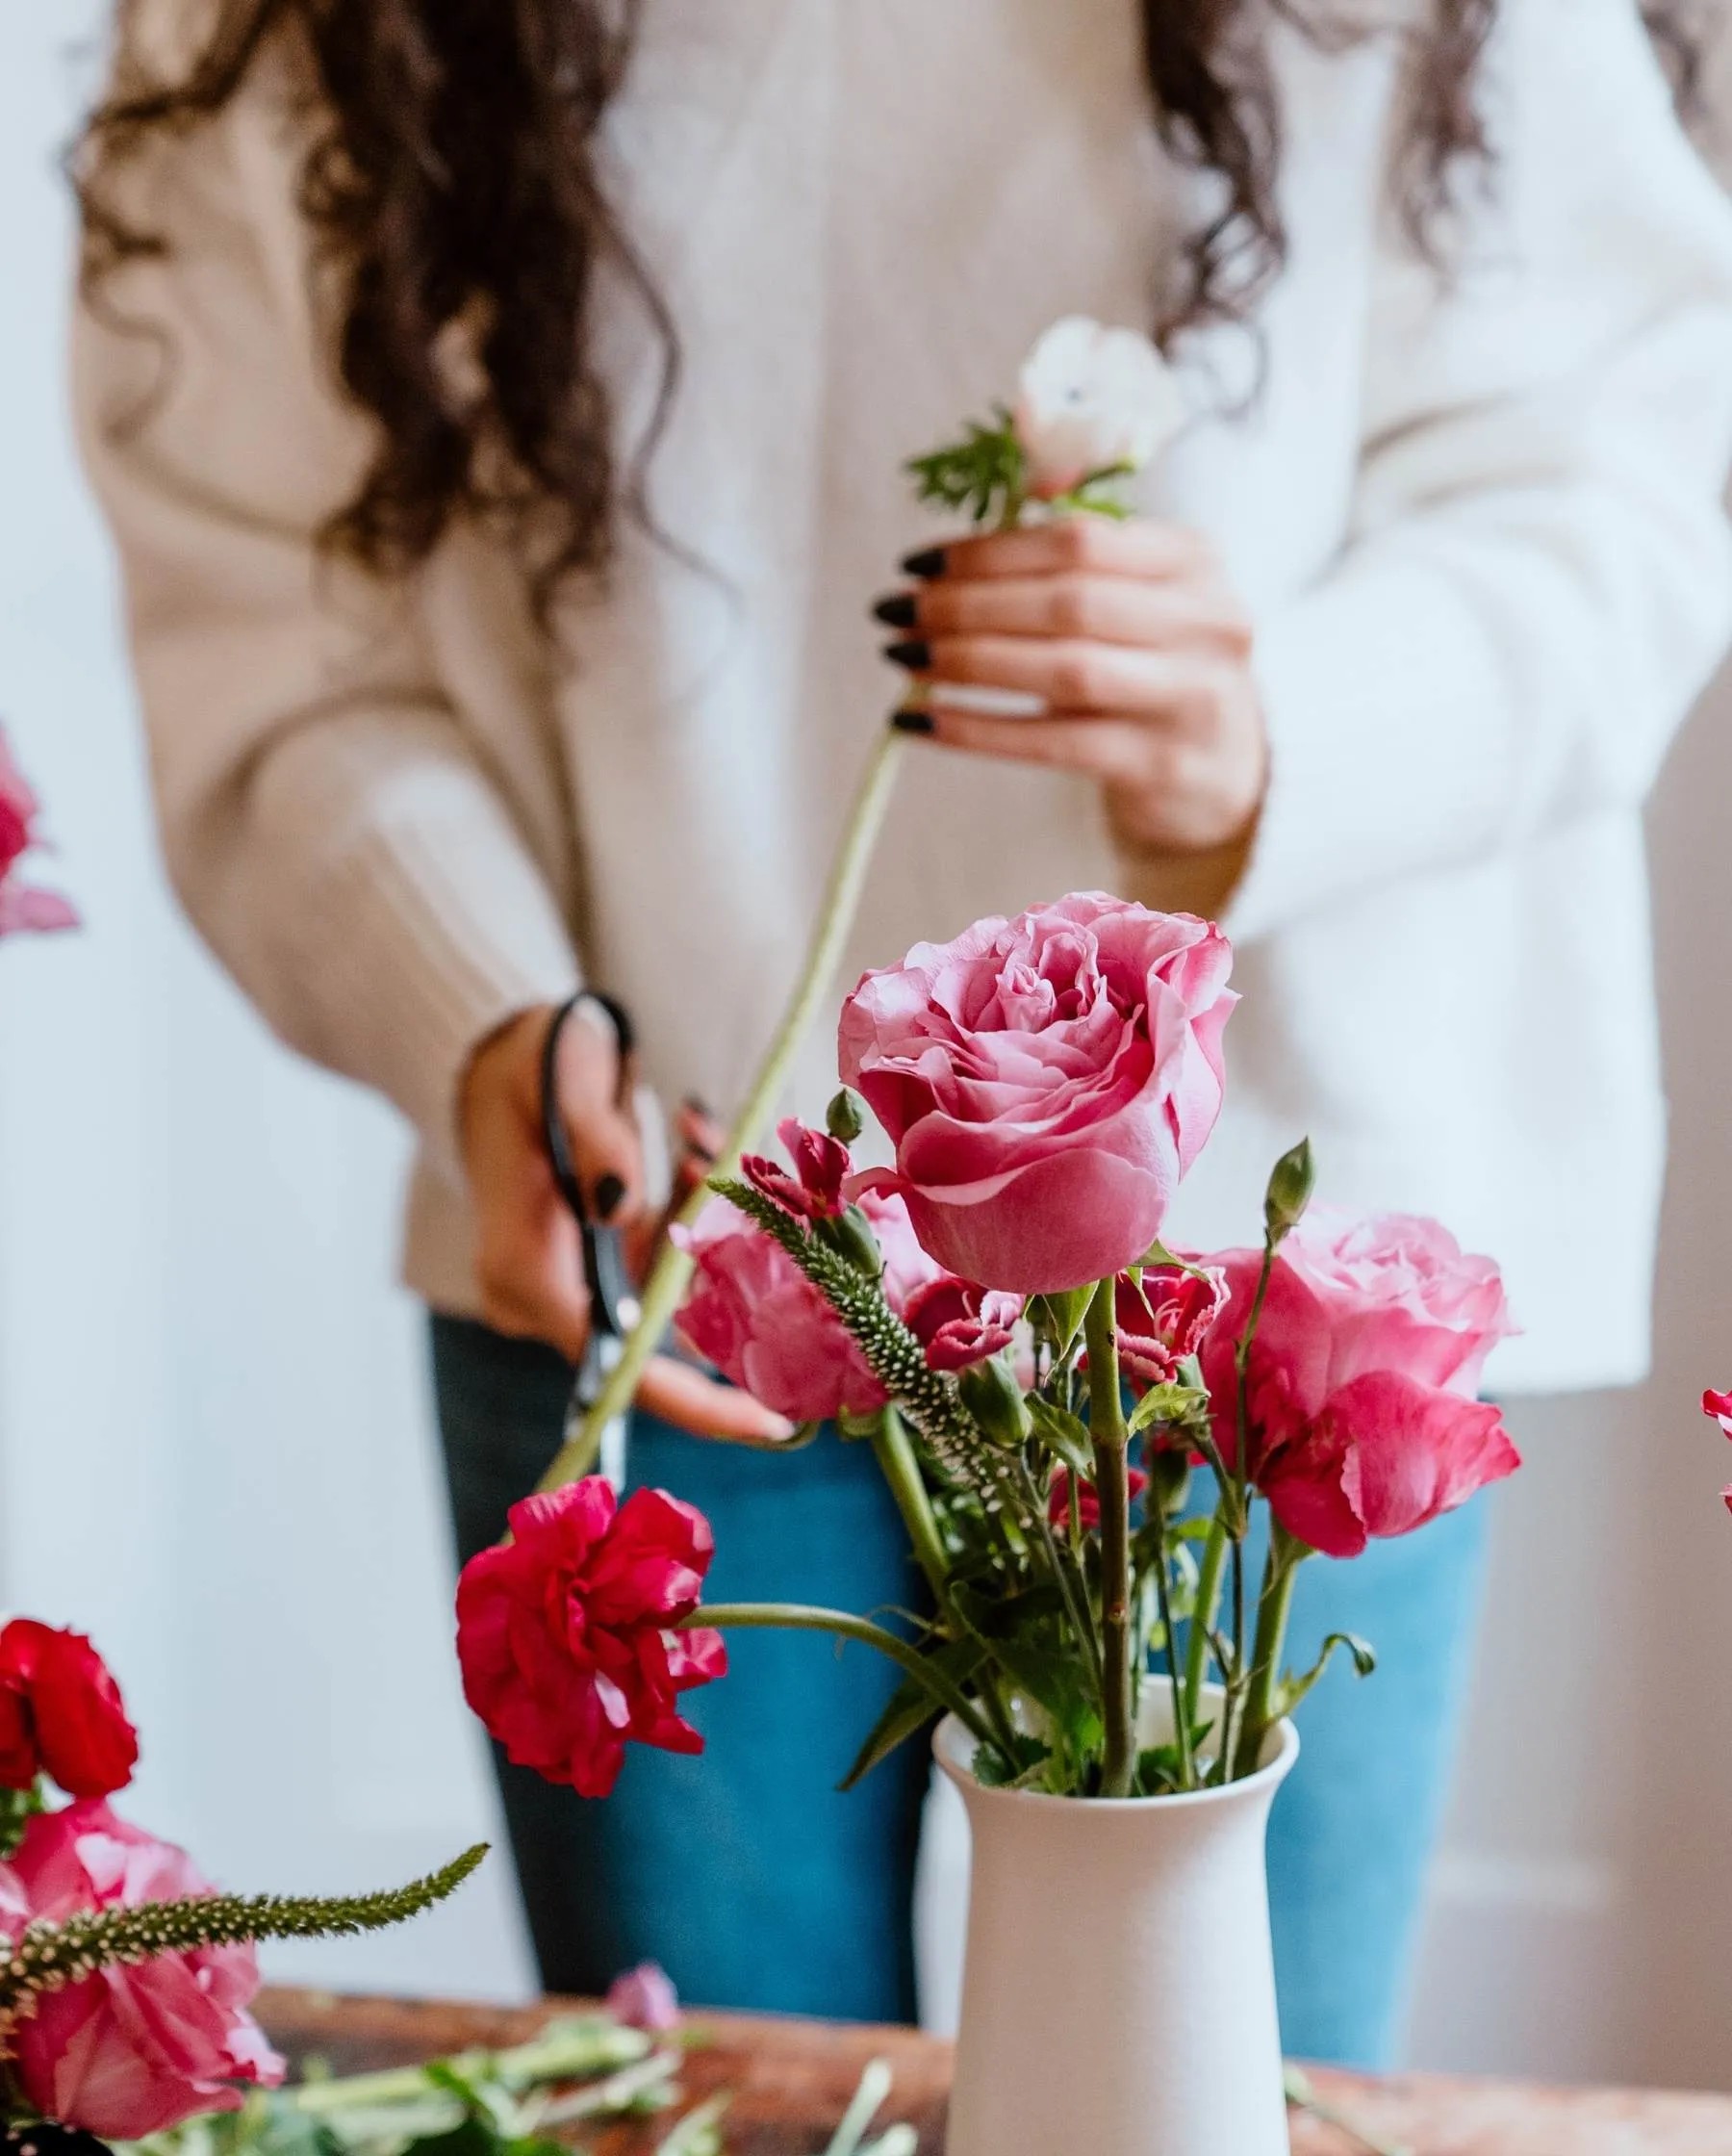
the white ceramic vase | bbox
[934,1688,1299,2156]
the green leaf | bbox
[1126,1381,1207,1439]
[1032,1289,1093,1357]
[1028,1397,1094,1478]
[970,1732,1051,1787]
[838,1641,983,1790]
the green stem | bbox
[869,1405,950,1604]
[1150,1496,1193,1790]
[537,732,905,1493]
[1233,1525,1304,1781]
[1184,1508,1229,1724]
[691,1603,996,1755]
[1083,1278,1134,1798]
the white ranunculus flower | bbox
[1011,316,1186,501]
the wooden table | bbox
[259,1988,1732,2154]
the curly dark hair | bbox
[73,0,1703,606]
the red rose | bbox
[456,1479,726,1800]
[0,1802,284,2139]
[0,1621,139,1798]
[1200,1210,1519,1558]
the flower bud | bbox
[1262,1138,1315,1245]
[957,1355,1033,1449]
[826,1088,867,1144]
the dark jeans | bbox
[432,1313,1490,2057]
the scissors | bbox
[541,989,643,1488]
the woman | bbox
[72,0,1732,2064]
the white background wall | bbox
[4,2,1732,2082]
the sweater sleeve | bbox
[1224,0,1732,945]
[70,58,580,1180]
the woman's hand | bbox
[878,518,1267,910]
[459,1006,794,1444]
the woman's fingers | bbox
[902,633,1209,719]
[916,515,1211,585]
[637,1355,798,1444]
[902,572,1248,652]
[551,1004,645,1224]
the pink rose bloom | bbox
[0,728,78,939]
[838,894,1235,1296]
[605,1960,680,2032]
[0,1803,284,2139]
[1199,1209,1520,1559]
[457,1479,726,1801]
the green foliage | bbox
[904,412,1026,528]
[0,1785,44,1866]
[825,1088,866,1144]
[1,1848,488,2028]
[1262,1136,1316,1244]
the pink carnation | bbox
[0,1804,284,2140]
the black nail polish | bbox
[890,708,935,735]
[872,593,918,629]
[883,639,930,672]
[900,547,947,578]
[593,1172,626,1221]
[682,1092,715,1118]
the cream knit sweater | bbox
[74,0,1732,1392]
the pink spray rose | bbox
[1199,1209,1519,1559]
[0,727,78,938]
[838,894,1235,1296]
[456,1478,726,1801]
[605,1960,681,2033]
[0,1804,284,2139]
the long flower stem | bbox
[1083,1278,1134,1798]
[691,1603,996,1754]
[1150,1498,1193,1789]
[1233,1525,1304,1780]
[538,733,905,1493]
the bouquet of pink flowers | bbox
[453,321,1521,1814]
[458,889,1519,1803]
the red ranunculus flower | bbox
[1048,1466,1150,1533]
[0,1620,139,1798]
[0,1803,284,2139]
[456,1479,726,1800]
[1199,1210,1519,1558]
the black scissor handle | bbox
[540,990,638,1348]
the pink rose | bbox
[0,727,78,939]
[838,894,1235,1296]
[0,1803,284,2139]
[456,1478,726,1800]
[1199,1209,1519,1558]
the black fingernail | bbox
[900,547,947,578]
[883,639,930,672]
[593,1172,626,1221]
[890,708,935,735]
[872,593,918,628]
[682,1092,715,1118]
